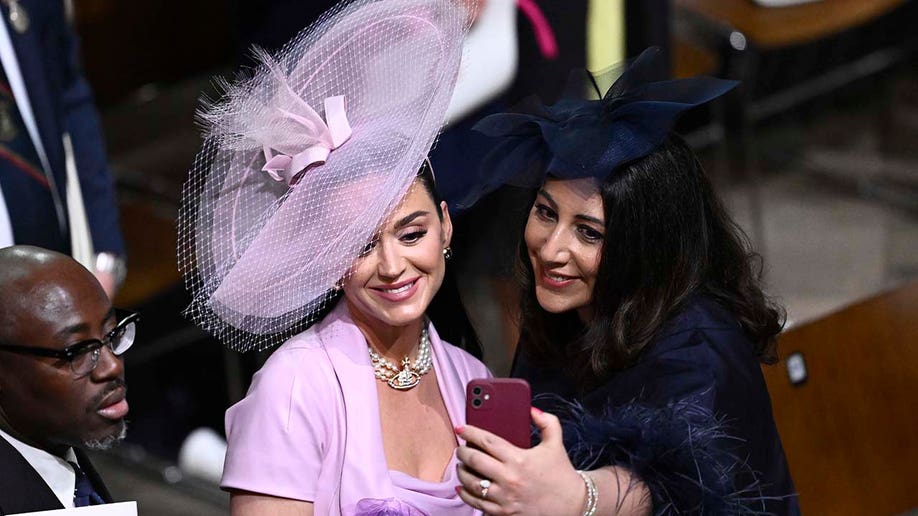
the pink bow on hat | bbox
[262,95,353,185]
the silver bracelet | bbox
[577,470,598,516]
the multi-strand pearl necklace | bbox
[368,324,432,390]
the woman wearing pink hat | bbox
[179,1,491,514]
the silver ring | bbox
[479,478,491,499]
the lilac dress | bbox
[222,301,489,515]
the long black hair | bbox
[416,160,483,358]
[518,134,783,388]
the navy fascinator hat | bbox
[448,47,738,208]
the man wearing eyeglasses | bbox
[0,245,137,514]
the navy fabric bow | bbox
[448,47,737,208]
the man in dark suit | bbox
[0,0,125,298]
[0,245,135,514]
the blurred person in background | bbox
[0,245,135,513]
[0,0,125,298]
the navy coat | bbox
[514,295,800,514]
[0,0,123,255]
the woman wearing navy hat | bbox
[453,49,798,515]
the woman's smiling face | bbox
[524,177,605,319]
[342,179,452,330]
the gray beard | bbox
[83,421,128,451]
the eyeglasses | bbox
[0,311,140,376]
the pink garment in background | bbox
[516,0,558,59]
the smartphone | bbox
[465,378,531,449]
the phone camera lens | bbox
[472,386,482,396]
[472,398,482,408]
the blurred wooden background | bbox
[765,281,918,515]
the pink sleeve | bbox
[221,346,336,501]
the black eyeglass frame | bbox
[0,310,140,364]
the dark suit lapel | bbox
[0,435,64,514]
[74,449,114,503]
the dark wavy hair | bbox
[518,134,783,388]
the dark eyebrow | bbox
[536,189,557,208]
[394,210,429,229]
[538,190,603,226]
[575,214,604,226]
[54,307,116,340]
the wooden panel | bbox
[675,0,907,49]
[673,36,718,78]
[113,198,180,308]
[763,282,918,514]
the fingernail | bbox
[455,485,462,494]
[532,406,543,415]
[454,425,464,434]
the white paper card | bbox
[12,502,138,516]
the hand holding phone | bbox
[465,378,531,449]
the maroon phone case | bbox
[465,378,531,449]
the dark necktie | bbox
[69,460,105,507]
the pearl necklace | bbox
[368,324,432,390]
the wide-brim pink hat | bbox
[179,0,472,351]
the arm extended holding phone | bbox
[458,378,651,516]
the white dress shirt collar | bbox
[0,179,13,248]
[0,426,78,509]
